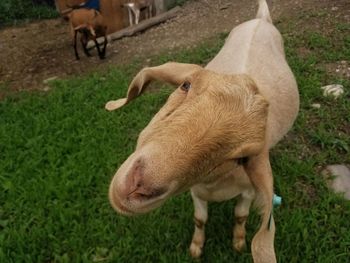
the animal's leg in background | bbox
[127,7,133,26]
[233,189,255,252]
[145,5,152,19]
[145,7,149,19]
[73,30,80,60]
[93,37,104,59]
[149,4,153,18]
[80,33,91,57]
[189,191,208,258]
[244,151,276,263]
[100,36,107,59]
[129,7,137,25]
[135,9,140,24]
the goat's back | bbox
[69,9,103,28]
[206,19,299,147]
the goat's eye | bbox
[180,81,191,92]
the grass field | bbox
[1,13,350,263]
[0,0,57,26]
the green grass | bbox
[1,15,350,263]
[0,0,58,26]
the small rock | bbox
[219,3,231,10]
[43,86,50,92]
[322,164,350,200]
[320,84,344,98]
[311,103,321,109]
[331,6,339,11]
[43,76,58,84]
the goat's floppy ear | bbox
[105,62,202,111]
[225,75,269,159]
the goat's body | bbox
[191,166,253,202]
[107,1,299,262]
[69,8,107,60]
[190,9,299,261]
[207,19,299,148]
[192,18,299,203]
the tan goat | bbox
[106,0,299,262]
[68,8,107,60]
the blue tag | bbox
[268,194,282,230]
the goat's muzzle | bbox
[108,150,178,216]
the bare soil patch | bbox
[0,0,349,92]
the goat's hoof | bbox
[189,242,203,259]
[233,238,246,252]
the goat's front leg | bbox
[244,151,276,263]
[145,5,152,19]
[100,36,107,59]
[93,38,104,60]
[135,9,141,24]
[130,7,138,25]
[233,189,255,252]
[81,34,91,57]
[73,30,80,60]
[127,8,133,26]
[149,5,153,18]
[189,190,208,259]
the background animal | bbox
[68,8,107,60]
[106,0,299,262]
[122,0,154,26]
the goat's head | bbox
[107,62,268,215]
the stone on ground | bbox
[322,164,350,200]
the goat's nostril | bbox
[123,158,144,197]
[135,192,149,199]
[131,187,167,200]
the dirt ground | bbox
[0,0,349,92]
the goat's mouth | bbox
[109,191,133,215]
[108,145,187,216]
[109,182,177,216]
